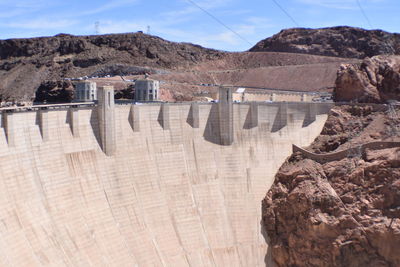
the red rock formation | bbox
[263,105,400,266]
[334,55,400,103]
[250,26,400,59]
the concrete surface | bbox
[0,101,330,266]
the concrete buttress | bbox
[129,105,140,132]
[249,102,259,128]
[2,111,15,147]
[38,108,49,141]
[68,108,80,137]
[97,86,116,156]
[304,103,317,126]
[159,103,170,130]
[188,102,200,128]
[272,102,288,132]
[218,87,233,145]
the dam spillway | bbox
[0,93,332,266]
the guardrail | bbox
[0,102,95,112]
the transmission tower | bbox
[95,21,100,34]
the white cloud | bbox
[0,9,29,19]
[0,0,58,18]
[0,0,50,8]
[164,0,233,21]
[210,31,239,45]
[178,0,233,10]
[4,18,78,30]
[296,0,385,10]
[79,0,140,16]
[143,15,275,50]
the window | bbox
[108,92,111,107]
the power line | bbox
[184,0,252,46]
[356,0,396,54]
[270,0,300,27]
[356,0,373,28]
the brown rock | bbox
[334,55,400,103]
[34,80,74,103]
[250,26,400,59]
[263,105,400,266]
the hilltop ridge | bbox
[251,26,400,59]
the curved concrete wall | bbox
[0,102,330,266]
[293,141,400,163]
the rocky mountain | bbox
[0,32,224,101]
[335,55,400,103]
[250,26,400,59]
[2,26,397,103]
[262,104,400,266]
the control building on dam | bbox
[0,86,333,266]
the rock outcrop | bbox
[263,105,400,267]
[34,80,75,103]
[334,55,400,103]
[250,26,400,59]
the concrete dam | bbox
[0,87,332,266]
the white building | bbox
[134,78,160,102]
[75,81,97,102]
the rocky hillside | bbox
[262,104,400,266]
[0,32,224,101]
[250,26,400,59]
[335,55,400,103]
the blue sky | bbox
[0,0,398,51]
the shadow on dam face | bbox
[0,101,332,266]
[90,108,102,149]
[203,103,221,144]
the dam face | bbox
[0,98,331,266]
